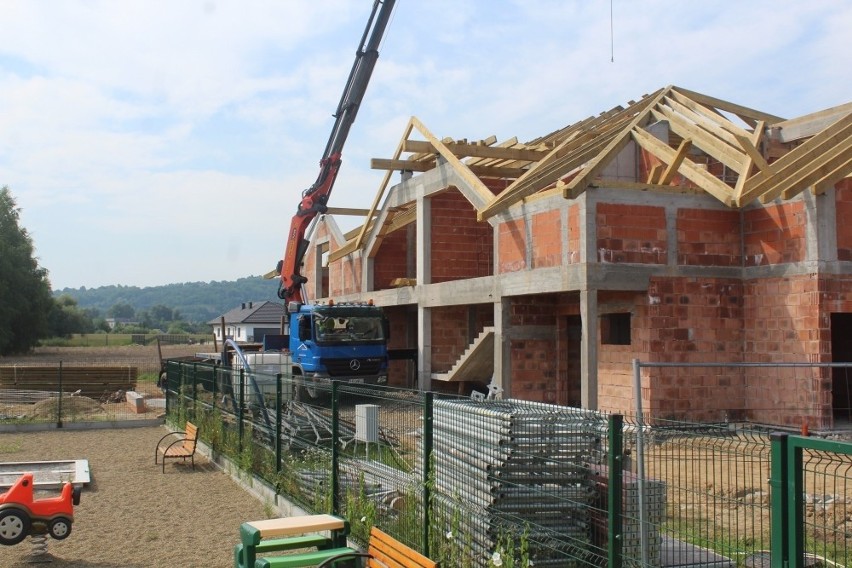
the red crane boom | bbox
[276,0,396,303]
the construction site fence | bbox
[0,362,156,426]
[163,359,852,568]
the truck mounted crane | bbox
[276,0,396,304]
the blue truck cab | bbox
[286,300,389,399]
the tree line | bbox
[0,185,280,356]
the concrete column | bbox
[580,289,599,409]
[804,188,837,263]
[418,305,432,391]
[493,298,512,397]
[417,195,431,285]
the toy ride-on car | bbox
[0,472,81,546]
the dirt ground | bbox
[0,426,272,568]
[0,344,208,376]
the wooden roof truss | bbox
[330,85,852,262]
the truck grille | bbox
[323,357,384,377]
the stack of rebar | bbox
[426,399,604,567]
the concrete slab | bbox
[660,536,735,568]
[0,459,91,489]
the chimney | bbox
[249,302,253,309]
[241,303,246,309]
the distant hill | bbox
[53,276,282,323]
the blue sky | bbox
[2,1,850,290]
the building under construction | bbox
[297,85,852,430]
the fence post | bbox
[57,361,63,428]
[275,373,282,476]
[238,368,245,454]
[768,433,788,568]
[422,391,434,558]
[608,414,624,568]
[787,437,805,568]
[331,381,340,515]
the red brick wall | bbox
[743,202,806,266]
[532,210,561,268]
[498,219,526,273]
[743,275,829,428]
[596,203,667,264]
[373,227,410,290]
[430,190,492,282]
[430,305,470,373]
[508,296,558,403]
[836,179,852,260]
[329,256,362,297]
[677,208,742,266]
[567,204,581,264]
[640,277,746,421]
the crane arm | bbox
[277,0,396,303]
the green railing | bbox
[770,433,852,568]
[164,359,852,568]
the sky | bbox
[1,1,850,291]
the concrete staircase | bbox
[431,327,494,382]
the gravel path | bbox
[0,426,270,567]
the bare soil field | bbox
[0,344,207,376]
[0,427,270,567]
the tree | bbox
[48,295,95,337]
[0,186,53,354]
[108,302,135,320]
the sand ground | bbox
[0,425,271,568]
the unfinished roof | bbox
[330,85,852,262]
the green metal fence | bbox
[164,359,852,568]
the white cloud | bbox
[2,0,850,289]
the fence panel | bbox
[161,358,852,568]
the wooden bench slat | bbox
[367,527,436,568]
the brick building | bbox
[298,85,852,429]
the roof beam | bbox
[672,86,785,124]
[650,106,748,174]
[737,110,852,206]
[564,87,669,200]
[631,126,735,206]
[658,139,693,185]
[402,140,548,162]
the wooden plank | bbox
[402,139,548,162]
[650,106,747,173]
[410,116,494,208]
[812,155,852,195]
[658,139,693,185]
[772,101,852,142]
[245,515,345,539]
[631,127,734,205]
[772,144,852,202]
[737,111,852,205]
[646,163,664,185]
[667,90,756,142]
[672,86,785,124]
[324,207,370,216]
[564,87,669,200]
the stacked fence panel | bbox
[428,398,605,567]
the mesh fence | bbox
[163,359,852,568]
[0,363,157,424]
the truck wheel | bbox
[296,384,318,402]
[0,508,31,545]
[48,517,72,540]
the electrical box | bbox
[355,404,379,443]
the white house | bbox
[208,301,285,344]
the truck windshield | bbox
[313,313,385,344]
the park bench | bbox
[315,526,437,568]
[154,421,199,473]
[235,514,353,568]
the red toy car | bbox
[0,473,81,546]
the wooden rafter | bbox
[672,86,785,124]
[563,87,669,200]
[631,127,735,205]
[737,110,852,206]
[402,140,549,162]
